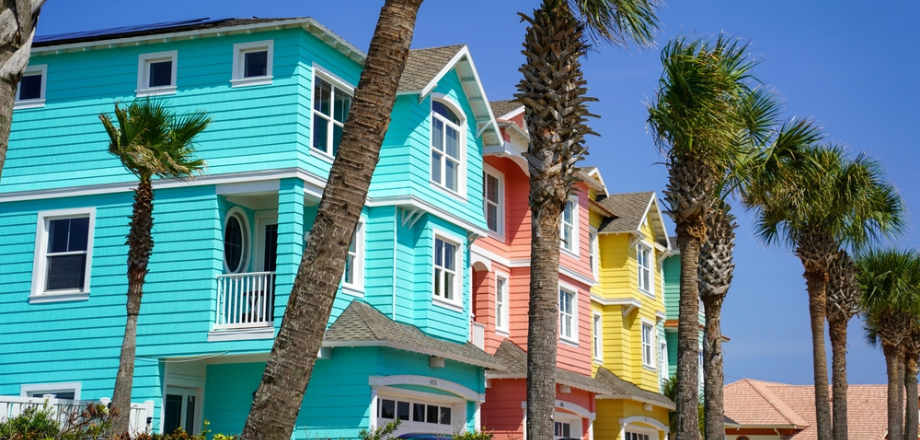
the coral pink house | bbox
[471,101,609,440]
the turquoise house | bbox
[661,238,706,394]
[0,17,504,439]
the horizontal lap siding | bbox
[558,274,593,375]
[3,29,306,195]
[482,379,525,440]
[559,183,594,280]
[362,207,397,319]
[410,218,469,343]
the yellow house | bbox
[585,186,675,440]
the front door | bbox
[163,386,198,434]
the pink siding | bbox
[482,379,594,440]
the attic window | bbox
[232,40,273,87]
[137,51,177,97]
[430,98,466,196]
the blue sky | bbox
[35,1,920,385]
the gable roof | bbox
[724,379,917,439]
[323,300,503,369]
[398,45,502,147]
[488,340,610,395]
[593,367,676,410]
[490,100,523,120]
[595,191,670,248]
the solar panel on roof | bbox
[34,17,218,44]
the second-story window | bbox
[593,313,603,361]
[343,221,365,292]
[637,244,652,294]
[559,287,577,342]
[15,65,46,109]
[641,321,655,369]
[430,100,464,194]
[224,209,250,274]
[589,228,599,277]
[495,274,509,333]
[483,169,503,235]
[232,40,274,87]
[560,197,578,254]
[137,51,177,97]
[312,76,353,157]
[433,235,460,305]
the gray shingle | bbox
[488,340,610,395]
[398,45,466,93]
[594,367,675,409]
[324,300,503,369]
[596,191,655,234]
[490,100,522,119]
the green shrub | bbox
[0,403,61,440]
[358,420,400,440]
[453,429,493,440]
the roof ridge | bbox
[747,379,810,427]
[410,44,466,52]
[350,301,387,340]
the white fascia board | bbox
[364,194,490,238]
[495,105,524,121]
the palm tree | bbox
[746,145,904,440]
[99,99,209,434]
[856,249,920,440]
[903,319,920,440]
[826,250,860,440]
[515,1,659,438]
[647,35,761,438]
[0,0,47,180]
[239,1,424,439]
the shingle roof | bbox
[488,340,615,396]
[36,18,290,46]
[324,300,503,369]
[724,379,917,439]
[595,191,655,234]
[490,100,523,119]
[398,45,466,93]
[594,367,676,409]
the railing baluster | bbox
[214,272,276,330]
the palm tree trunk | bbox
[905,352,918,440]
[676,233,702,440]
[828,316,849,440]
[0,0,45,180]
[803,270,832,440]
[702,296,724,440]
[899,351,906,437]
[238,2,422,439]
[112,179,155,434]
[884,343,904,440]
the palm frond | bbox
[559,0,661,48]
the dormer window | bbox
[430,99,465,195]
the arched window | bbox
[430,99,465,194]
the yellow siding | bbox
[594,398,670,440]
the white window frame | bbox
[659,338,669,386]
[231,40,274,87]
[483,164,504,237]
[223,207,251,274]
[495,272,510,335]
[310,67,355,159]
[641,319,656,370]
[342,220,365,295]
[14,64,47,110]
[553,412,582,440]
[637,243,653,297]
[30,207,95,303]
[558,283,579,344]
[136,51,177,97]
[375,389,466,436]
[432,230,463,311]
[593,312,603,362]
[429,95,467,198]
[560,196,579,257]
[624,426,655,440]
[589,227,599,278]
[21,382,81,400]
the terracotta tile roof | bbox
[595,191,655,235]
[725,378,919,439]
[490,100,522,119]
[323,300,503,369]
[488,340,610,395]
[397,45,465,93]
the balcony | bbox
[215,272,276,330]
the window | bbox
[559,286,577,343]
[433,235,461,306]
[560,197,578,254]
[31,208,95,301]
[21,382,81,400]
[483,168,503,235]
[430,100,464,194]
[378,398,452,426]
[343,221,365,292]
[659,339,669,386]
[637,244,652,294]
[15,64,46,109]
[224,209,250,273]
[312,76,353,157]
[232,40,273,87]
[554,422,571,438]
[495,274,509,333]
[625,432,650,440]
[589,228,598,277]
[641,321,655,369]
[137,51,177,97]
[593,313,603,361]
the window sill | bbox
[429,181,467,203]
[559,337,579,347]
[432,296,463,313]
[29,292,89,304]
[136,86,176,98]
[495,328,509,338]
[639,289,655,300]
[560,247,579,260]
[642,364,657,372]
[341,284,365,298]
[310,149,335,163]
[231,76,273,88]
[14,99,45,110]
[486,231,505,243]
[208,327,274,342]
[594,358,603,364]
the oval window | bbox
[224,213,247,273]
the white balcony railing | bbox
[471,322,486,349]
[215,272,276,330]
[0,395,154,435]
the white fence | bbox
[0,395,154,435]
[215,271,276,329]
